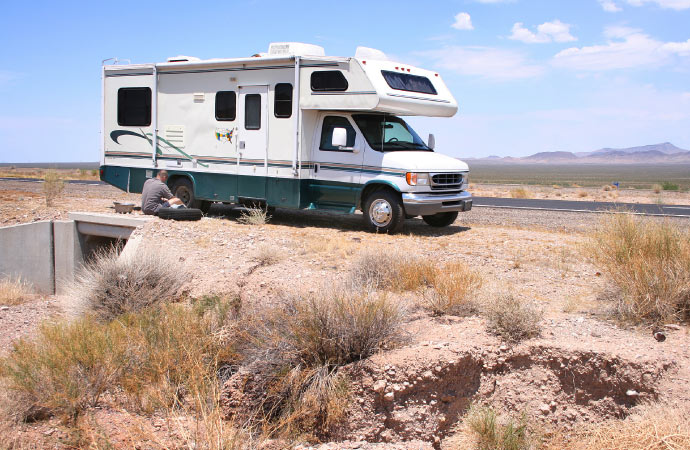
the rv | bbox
[100,42,471,232]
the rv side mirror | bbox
[332,128,348,148]
[427,133,436,150]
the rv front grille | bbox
[430,173,463,190]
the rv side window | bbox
[381,70,437,95]
[245,94,261,130]
[274,83,293,118]
[311,71,348,92]
[215,91,236,121]
[117,87,151,126]
[319,116,356,151]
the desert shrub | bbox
[238,206,270,225]
[661,181,679,191]
[577,190,588,198]
[423,262,482,316]
[484,294,542,342]
[652,184,663,194]
[0,277,32,306]
[587,214,690,323]
[0,316,128,420]
[71,247,190,320]
[43,170,64,207]
[349,249,436,292]
[450,403,534,450]
[602,185,612,192]
[510,187,531,199]
[253,243,284,267]
[241,286,403,436]
[0,295,241,421]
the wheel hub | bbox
[369,199,392,227]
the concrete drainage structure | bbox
[0,213,151,294]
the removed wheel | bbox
[171,178,203,209]
[422,211,458,227]
[157,207,203,221]
[362,189,405,233]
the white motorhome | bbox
[100,42,471,232]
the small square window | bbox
[118,88,151,126]
[216,91,236,121]
[274,83,292,118]
[311,71,348,91]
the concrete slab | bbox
[68,212,151,228]
[53,220,84,295]
[0,221,54,294]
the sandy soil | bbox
[1,180,689,449]
[471,183,690,205]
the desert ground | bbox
[0,178,689,449]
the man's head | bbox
[157,170,169,182]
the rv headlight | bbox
[405,172,429,186]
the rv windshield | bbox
[352,114,432,152]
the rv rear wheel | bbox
[363,190,404,234]
[171,178,204,210]
[422,211,458,227]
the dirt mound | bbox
[339,345,672,445]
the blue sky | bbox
[0,0,689,162]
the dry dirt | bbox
[1,179,689,449]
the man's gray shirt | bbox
[141,178,173,215]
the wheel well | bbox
[167,174,194,191]
[359,183,400,211]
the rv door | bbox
[237,86,268,201]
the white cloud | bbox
[627,0,690,10]
[421,46,544,80]
[553,27,690,70]
[599,0,623,12]
[452,12,474,30]
[509,20,577,43]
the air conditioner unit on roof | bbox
[267,42,326,57]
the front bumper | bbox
[402,190,473,216]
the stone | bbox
[540,403,551,415]
[373,380,387,393]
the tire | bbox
[157,207,203,221]
[171,178,202,209]
[362,189,405,233]
[199,201,212,214]
[422,211,458,227]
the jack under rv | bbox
[100,42,472,232]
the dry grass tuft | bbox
[484,294,542,342]
[70,247,190,321]
[0,277,33,306]
[0,295,241,421]
[449,403,535,450]
[543,404,690,450]
[253,243,284,267]
[577,190,588,198]
[586,214,690,324]
[43,170,65,207]
[423,262,482,316]
[510,187,531,199]
[350,250,481,316]
[237,206,270,225]
[652,184,663,194]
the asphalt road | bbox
[473,196,690,217]
[1,177,688,217]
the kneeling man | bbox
[141,170,185,215]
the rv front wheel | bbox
[363,190,404,234]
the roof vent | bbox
[267,42,325,57]
[355,46,388,61]
[167,55,201,63]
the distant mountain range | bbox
[468,143,690,164]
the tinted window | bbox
[352,114,431,152]
[117,87,151,126]
[311,71,349,91]
[274,83,292,118]
[381,71,437,95]
[216,91,236,121]
[320,116,356,151]
[244,94,261,130]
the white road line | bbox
[665,206,690,210]
[473,204,690,218]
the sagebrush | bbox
[484,294,542,342]
[238,206,270,225]
[587,214,690,323]
[70,247,190,320]
[0,277,32,306]
[43,170,65,207]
